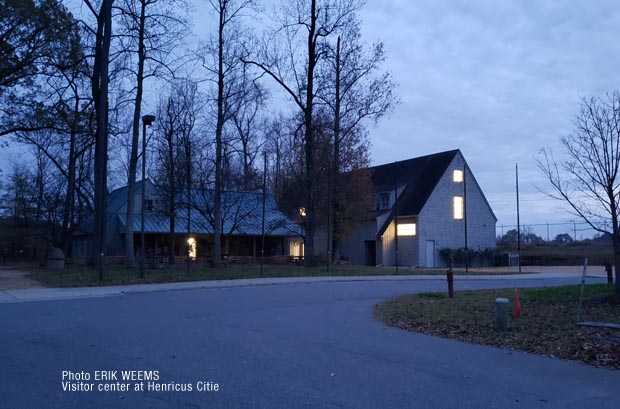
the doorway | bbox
[364,240,376,266]
[425,240,436,268]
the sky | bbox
[3,0,620,240]
[353,0,620,240]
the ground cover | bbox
[375,284,620,369]
[27,264,522,288]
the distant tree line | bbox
[0,0,397,267]
[497,229,613,248]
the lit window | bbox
[299,208,306,217]
[397,223,417,236]
[453,169,463,183]
[290,241,304,257]
[453,196,464,220]
[187,237,197,260]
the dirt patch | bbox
[0,267,44,290]
[375,285,620,369]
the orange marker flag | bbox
[514,288,522,318]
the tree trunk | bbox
[167,133,176,263]
[213,5,225,267]
[61,93,78,254]
[125,0,147,268]
[303,0,318,267]
[92,0,113,271]
[612,214,620,298]
[331,36,341,264]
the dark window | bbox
[145,199,154,212]
[379,193,390,209]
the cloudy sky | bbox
[3,0,620,239]
[354,0,620,239]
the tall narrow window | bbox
[453,169,464,183]
[187,237,197,260]
[453,196,464,220]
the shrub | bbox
[438,247,496,267]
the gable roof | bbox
[374,149,496,237]
[372,149,460,217]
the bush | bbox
[438,247,496,267]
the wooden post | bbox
[447,259,454,298]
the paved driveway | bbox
[0,276,617,408]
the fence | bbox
[496,220,608,243]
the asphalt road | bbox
[1,276,618,409]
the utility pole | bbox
[573,220,577,242]
[260,151,267,276]
[140,114,156,278]
[393,161,399,273]
[326,156,331,272]
[516,163,521,273]
[464,164,468,273]
[186,133,191,275]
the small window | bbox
[453,196,464,220]
[379,193,390,209]
[397,223,417,236]
[453,169,464,183]
[145,199,154,212]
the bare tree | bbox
[199,0,257,266]
[82,0,114,272]
[538,92,620,297]
[243,0,362,266]
[320,19,397,262]
[153,80,198,261]
[228,74,268,190]
[116,0,189,267]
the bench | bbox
[577,321,620,343]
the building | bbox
[339,150,497,267]
[72,180,303,261]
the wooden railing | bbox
[63,254,305,267]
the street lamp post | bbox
[140,114,156,278]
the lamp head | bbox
[142,115,156,126]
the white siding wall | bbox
[339,221,377,265]
[417,153,496,267]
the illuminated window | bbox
[453,196,464,220]
[453,169,463,183]
[290,241,304,257]
[299,208,306,217]
[187,237,197,260]
[397,223,417,236]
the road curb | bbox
[0,273,607,304]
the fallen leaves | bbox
[375,285,620,369]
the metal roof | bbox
[115,184,301,237]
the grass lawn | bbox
[29,263,523,288]
[374,284,620,369]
